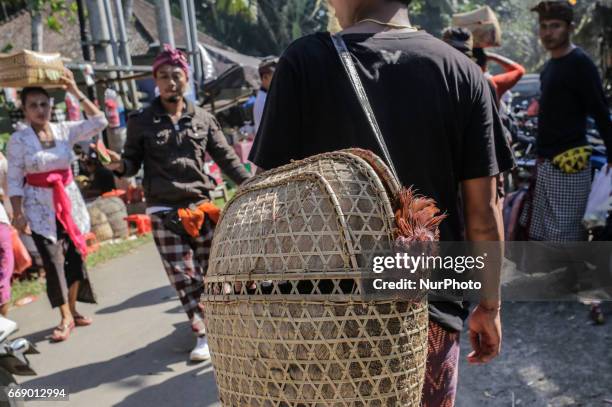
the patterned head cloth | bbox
[531,1,574,23]
[152,44,190,78]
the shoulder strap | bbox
[331,33,400,181]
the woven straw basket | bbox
[0,50,64,88]
[203,149,429,406]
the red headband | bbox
[152,44,190,77]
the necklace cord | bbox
[355,18,416,30]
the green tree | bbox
[472,0,545,71]
[187,0,599,74]
[446,0,597,72]
[409,0,455,36]
[190,0,459,56]
[186,0,328,56]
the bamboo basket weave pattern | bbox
[203,150,429,406]
[0,50,64,88]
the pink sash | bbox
[25,169,88,257]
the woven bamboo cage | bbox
[0,50,64,88]
[203,149,436,406]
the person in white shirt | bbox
[8,70,108,342]
[253,57,278,134]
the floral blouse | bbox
[7,115,108,242]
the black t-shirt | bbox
[249,30,514,332]
[537,47,612,159]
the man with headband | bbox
[106,45,251,361]
[524,1,612,242]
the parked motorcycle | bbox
[0,317,38,407]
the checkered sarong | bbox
[521,160,591,241]
[151,213,214,336]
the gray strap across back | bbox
[331,33,400,181]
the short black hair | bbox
[393,0,413,5]
[442,27,474,56]
[20,87,50,108]
[531,1,574,24]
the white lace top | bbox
[7,115,108,242]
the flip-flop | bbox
[73,315,93,327]
[51,321,75,342]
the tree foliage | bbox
[191,0,458,56]
[1,0,75,32]
[450,0,601,72]
[5,0,603,76]
[409,0,454,37]
[181,0,328,56]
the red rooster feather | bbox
[394,187,446,246]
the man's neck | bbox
[161,97,185,116]
[550,42,575,59]
[344,2,411,34]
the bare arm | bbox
[60,68,103,118]
[486,52,524,73]
[9,196,30,234]
[103,115,145,176]
[486,53,526,99]
[462,176,503,364]
[9,196,22,218]
[463,176,503,241]
[6,136,30,234]
[60,68,109,145]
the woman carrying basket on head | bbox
[7,68,108,342]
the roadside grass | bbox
[10,278,45,306]
[213,187,236,208]
[86,234,153,269]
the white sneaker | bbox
[190,336,211,361]
[0,316,18,342]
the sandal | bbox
[73,314,93,327]
[51,321,75,342]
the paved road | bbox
[7,242,611,406]
[10,242,221,407]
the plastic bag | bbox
[11,228,32,275]
[583,165,612,230]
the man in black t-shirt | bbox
[526,1,612,242]
[249,1,513,405]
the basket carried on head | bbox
[203,149,444,406]
[0,50,64,88]
[452,5,502,48]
